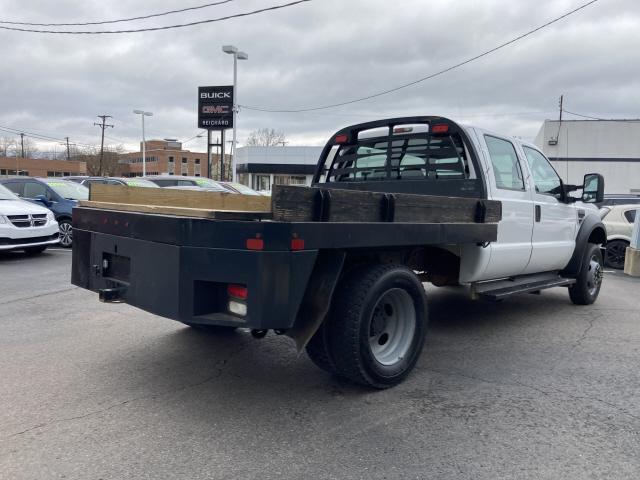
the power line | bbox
[0,0,311,34]
[0,124,98,149]
[562,109,604,120]
[0,0,236,27]
[241,0,601,113]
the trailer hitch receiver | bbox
[98,287,127,303]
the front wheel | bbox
[604,240,628,270]
[58,219,73,248]
[569,243,604,305]
[325,264,428,389]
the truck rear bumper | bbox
[72,229,318,329]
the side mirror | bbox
[582,173,604,204]
[33,194,51,207]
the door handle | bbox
[535,205,541,222]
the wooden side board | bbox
[79,201,271,221]
[89,184,272,212]
[271,185,502,223]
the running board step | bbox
[473,274,576,301]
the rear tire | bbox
[604,240,628,270]
[325,264,428,389]
[569,243,604,305]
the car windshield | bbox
[0,184,19,200]
[223,182,261,195]
[191,178,228,192]
[44,180,89,200]
[122,178,159,188]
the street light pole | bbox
[133,110,153,177]
[232,52,237,182]
[223,45,248,183]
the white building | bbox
[235,146,323,192]
[534,119,640,194]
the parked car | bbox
[0,177,88,247]
[601,204,638,269]
[0,183,59,254]
[145,175,230,193]
[64,176,159,188]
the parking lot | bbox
[1,248,639,479]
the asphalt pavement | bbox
[1,248,639,480]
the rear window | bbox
[325,126,471,183]
[625,209,637,223]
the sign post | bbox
[198,86,233,181]
[624,208,640,276]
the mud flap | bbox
[286,250,346,352]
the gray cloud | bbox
[0,0,637,155]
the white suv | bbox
[601,204,638,269]
[0,183,60,254]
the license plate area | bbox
[102,252,131,283]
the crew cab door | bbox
[479,134,534,279]
[520,146,576,273]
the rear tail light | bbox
[334,134,349,144]
[227,284,247,300]
[246,238,264,250]
[290,238,305,251]
[431,124,449,134]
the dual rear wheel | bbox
[306,264,428,389]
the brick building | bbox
[0,156,87,177]
[117,139,224,178]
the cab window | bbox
[484,135,525,190]
[523,146,562,198]
[3,182,24,197]
[23,181,48,199]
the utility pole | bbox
[20,133,25,158]
[94,115,114,176]
[65,137,71,160]
[558,95,563,122]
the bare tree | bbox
[18,137,39,158]
[0,137,15,157]
[77,144,125,176]
[245,128,286,147]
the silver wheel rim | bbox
[59,222,73,247]
[368,288,416,366]
[586,254,603,296]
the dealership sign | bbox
[198,85,234,129]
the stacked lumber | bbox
[80,184,271,220]
[80,184,501,224]
[271,185,501,224]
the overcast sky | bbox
[0,0,637,155]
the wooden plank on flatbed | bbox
[89,184,271,212]
[79,201,271,221]
[271,185,502,223]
